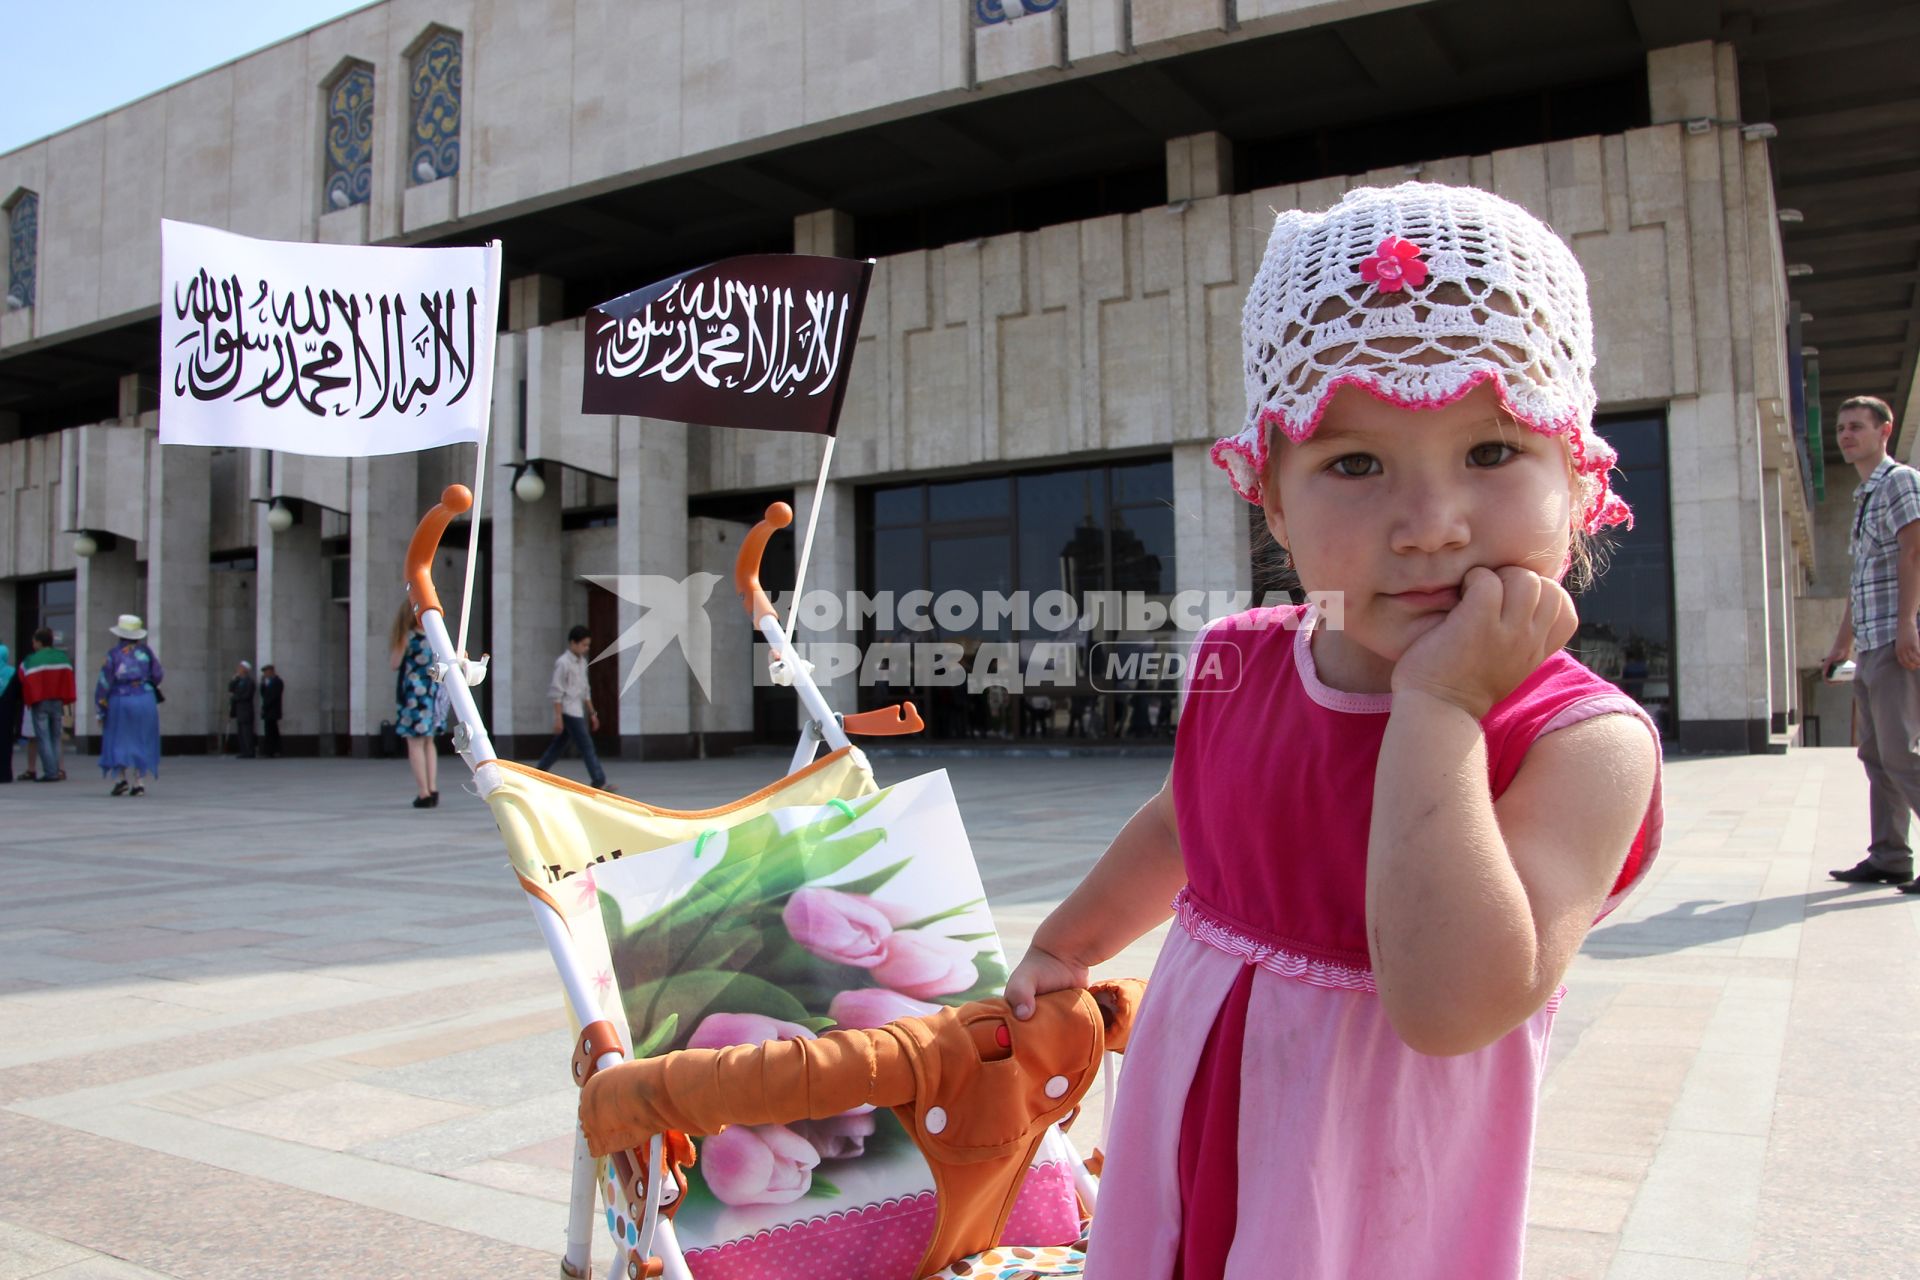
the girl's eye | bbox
[1468,442,1517,467]
[1329,454,1380,477]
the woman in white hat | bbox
[95,614,163,796]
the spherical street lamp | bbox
[513,464,547,504]
[72,531,98,558]
[266,499,295,534]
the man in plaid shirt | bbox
[1825,395,1920,894]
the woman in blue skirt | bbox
[95,614,163,796]
[389,600,444,808]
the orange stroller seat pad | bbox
[580,979,1145,1278]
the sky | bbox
[0,1,377,154]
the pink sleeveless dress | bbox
[1085,605,1662,1279]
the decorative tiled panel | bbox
[972,0,1059,26]
[6,190,36,310]
[323,64,374,211]
[408,31,462,187]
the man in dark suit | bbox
[259,664,285,758]
[228,660,257,759]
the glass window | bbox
[872,485,923,528]
[1111,458,1173,506]
[5,190,37,311]
[323,64,375,212]
[407,30,463,187]
[1016,470,1097,612]
[36,578,75,648]
[858,456,1178,743]
[929,477,1009,524]
[1110,505,1172,597]
[870,527,923,600]
[928,533,1012,636]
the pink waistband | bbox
[1174,888,1379,994]
[1173,888,1566,1013]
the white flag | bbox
[159,219,501,457]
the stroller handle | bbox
[407,483,473,618]
[735,501,793,629]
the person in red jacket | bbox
[19,629,77,782]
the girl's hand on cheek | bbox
[1390,565,1578,718]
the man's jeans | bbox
[536,714,606,787]
[29,701,61,776]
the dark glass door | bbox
[1570,414,1676,736]
[858,457,1177,742]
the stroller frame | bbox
[406,484,1032,1280]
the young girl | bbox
[1005,183,1662,1278]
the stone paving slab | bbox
[2,747,1918,1277]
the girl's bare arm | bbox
[1005,776,1184,1018]
[1367,699,1654,1055]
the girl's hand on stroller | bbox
[1005,944,1090,1021]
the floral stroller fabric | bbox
[485,750,1091,1279]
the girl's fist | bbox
[1391,566,1578,719]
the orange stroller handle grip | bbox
[735,501,793,629]
[843,701,924,736]
[407,484,472,617]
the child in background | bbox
[1005,184,1662,1279]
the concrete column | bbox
[1166,132,1235,202]
[147,443,212,750]
[508,274,565,331]
[491,459,563,757]
[794,210,856,257]
[117,373,141,421]
[1172,440,1253,607]
[74,538,141,749]
[689,517,755,742]
[615,417,691,758]
[256,501,328,752]
[790,474,859,717]
[1654,40,1781,753]
[1647,42,1718,125]
[348,453,417,750]
[1762,468,1791,737]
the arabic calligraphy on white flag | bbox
[159,219,501,457]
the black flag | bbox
[582,254,873,436]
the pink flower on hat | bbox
[1358,236,1429,292]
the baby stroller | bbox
[404,486,1123,1280]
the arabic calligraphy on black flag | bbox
[159,219,501,456]
[582,254,873,435]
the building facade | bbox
[2,0,1910,758]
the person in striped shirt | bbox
[19,629,77,782]
[1825,394,1920,893]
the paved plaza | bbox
[1,745,1917,1279]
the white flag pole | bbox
[454,241,504,659]
[780,432,838,654]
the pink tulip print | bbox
[687,1012,816,1051]
[592,778,1023,1250]
[793,1111,878,1161]
[701,1123,823,1207]
[827,987,943,1029]
[872,929,980,1000]
[782,887,898,968]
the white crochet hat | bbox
[1215,182,1630,533]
